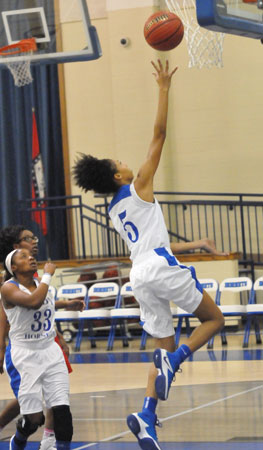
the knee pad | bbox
[17,413,45,438]
[52,405,73,442]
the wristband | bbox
[41,273,52,286]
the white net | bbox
[6,60,33,87]
[165,0,225,68]
[0,40,35,87]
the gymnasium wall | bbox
[62,0,263,200]
[60,0,263,256]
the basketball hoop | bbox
[165,0,225,68]
[0,38,37,87]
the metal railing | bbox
[154,192,263,265]
[18,194,127,260]
[18,192,263,266]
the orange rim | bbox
[0,38,37,56]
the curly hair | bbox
[72,154,119,195]
[0,225,26,263]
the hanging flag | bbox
[31,108,48,236]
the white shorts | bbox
[130,247,203,338]
[5,340,69,415]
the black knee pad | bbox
[17,413,45,438]
[52,405,73,442]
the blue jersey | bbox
[108,183,170,261]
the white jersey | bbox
[108,183,170,261]
[3,278,56,348]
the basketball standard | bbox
[196,0,263,39]
[0,0,102,66]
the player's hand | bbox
[43,262,56,276]
[201,238,229,256]
[66,299,85,312]
[151,59,178,90]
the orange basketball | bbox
[144,11,184,51]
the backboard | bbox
[196,0,263,39]
[0,0,102,65]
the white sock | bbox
[41,428,55,441]
[39,429,56,450]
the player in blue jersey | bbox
[73,60,224,450]
[1,249,73,450]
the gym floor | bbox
[0,334,263,449]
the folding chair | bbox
[78,282,119,350]
[175,279,220,348]
[107,282,141,351]
[55,283,88,349]
[243,277,263,348]
[208,277,251,349]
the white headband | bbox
[5,249,18,276]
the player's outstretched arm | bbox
[55,298,85,311]
[134,59,177,202]
[170,238,229,256]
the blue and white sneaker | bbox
[9,435,26,450]
[9,435,15,450]
[153,348,180,401]
[127,411,162,450]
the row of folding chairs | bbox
[52,282,141,351]
[51,276,263,351]
[175,277,263,349]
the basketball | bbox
[144,11,184,51]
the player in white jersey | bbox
[0,225,84,450]
[1,249,73,450]
[72,60,225,450]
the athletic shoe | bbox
[9,435,15,450]
[153,348,180,401]
[38,436,56,450]
[127,411,162,450]
[9,435,26,450]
